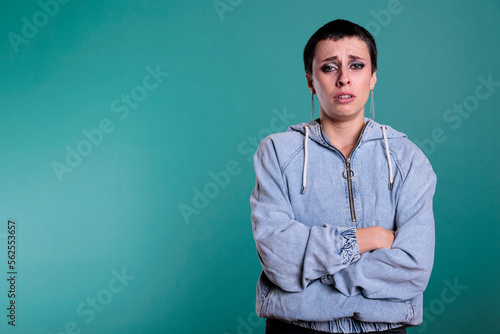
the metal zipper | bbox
[343,157,356,223]
[320,122,369,224]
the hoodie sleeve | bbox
[250,136,360,293]
[259,277,416,324]
[332,147,437,301]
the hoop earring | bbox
[311,93,315,122]
[370,90,375,120]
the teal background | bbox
[0,0,499,333]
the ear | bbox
[306,73,315,94]
[369,70,377,90]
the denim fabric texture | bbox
[250,117,437,333]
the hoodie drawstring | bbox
[301,125,310,194]
[381,125,394,190]
[301,124,394,193]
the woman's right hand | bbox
[356,226,395,254]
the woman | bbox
[250,19,437,334]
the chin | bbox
[326,109,364,120]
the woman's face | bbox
[306,37,377,123]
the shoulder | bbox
[381,124,436,182]
[255,127,306,171]
[260,130,304,149]
[364,118,435,179]
[390,136,428,162]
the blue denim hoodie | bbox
[250,117,437,333]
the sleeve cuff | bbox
[340,226,360,265]
[320,227,361,285]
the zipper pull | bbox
[342,158,354,179]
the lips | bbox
[334,92,355,103]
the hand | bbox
[356,226,395,254]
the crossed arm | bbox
[251,137,437,302]
[333,153,437,301]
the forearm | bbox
[252,199,360,292]
[259,277,414,324]
[332,243,433,301]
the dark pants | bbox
[265,319,407,334]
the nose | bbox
[337,68,350,87]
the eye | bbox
[350,62,365,70]
[321,64,337,72]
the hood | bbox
[286,117,406,193]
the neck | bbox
[320,113,366,158]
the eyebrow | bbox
[321,55,366,62]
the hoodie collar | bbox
[287,117,407,148]
[288,117,406,193]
